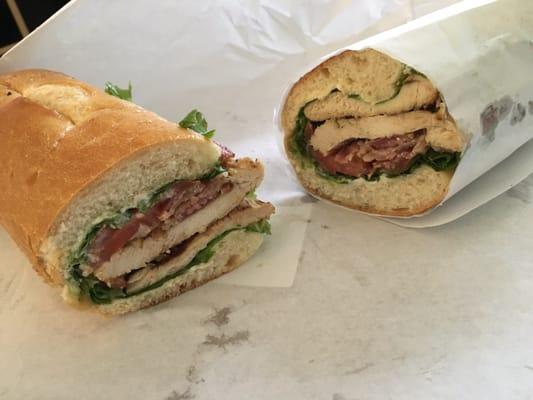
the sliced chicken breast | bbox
[126,199,275,293]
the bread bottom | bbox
[294,162,452,216]
[65,230,263,315]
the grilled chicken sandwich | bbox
[281,49,465,216]
[0,70,274,315]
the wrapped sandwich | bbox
[281,49,466,216]
[282,0,533,221]
[0,70,274,315]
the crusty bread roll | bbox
[0,69,274,314]
[281,49,465,216]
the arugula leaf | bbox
[107,209,135,228]
[190,230,233,266]
[70,266,126,304]
[422,148,460,171]
[316,168,354,184]
[384,155,423,179]
[179,109,215,138]
[245,219,271,235]
[85,277,126,304]
[104,81,133,101]
[291,107,311,160]
[200,163,227,181]
[69,225,101,266]
[376,66,413,105]
[137,181,176,213]
[317,168,383,184]
[345,65,423,105]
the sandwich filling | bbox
[85,173,232,270]
[310,129,428,178]
[66,149,274,304]
[289,68,464,183]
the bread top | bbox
[0,70,220,280]
[281,49,404,137]
[281,48,464,150]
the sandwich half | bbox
[0,69,274,315]
[281,49,466,216]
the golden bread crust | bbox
[0,69,212,280]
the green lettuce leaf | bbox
[200,163,227,181]
[245,219,271,235]
[179,109,215,139]
[422,148,460,171]
[69,267,125,305]
[104,82,133,101]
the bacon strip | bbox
[87,178,232,267]
[308,121,428,178]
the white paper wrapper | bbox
[276,0,533,226]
